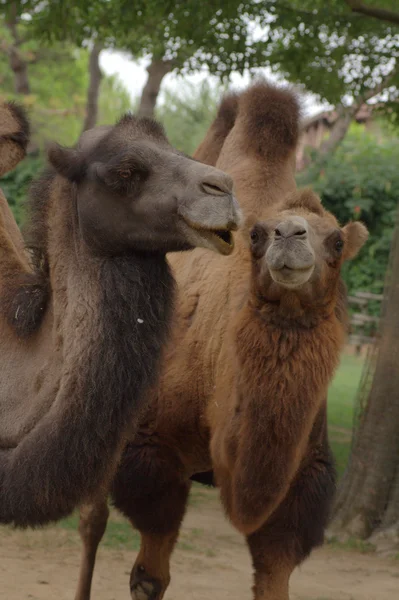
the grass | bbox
[327,535,375,554]
[56,492,215,552]
[327,352,364,478]
[58,511,140,550]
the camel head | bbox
[0,102,30,176]
[247,189,368,304]
[47,115,241,256]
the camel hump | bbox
[213,93,239,140]
[237,79,301,161]
[0,102,30,176]
[194,93,239,165]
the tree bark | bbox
[318,108,354,158]
[137,57,174,119]
[331,213,399,545]
[81,43,103,133]
[5,2,30,95]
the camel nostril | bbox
[275,228,282,237]
[201,182,228,196]
[295,229,307,236]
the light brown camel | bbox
[0,102,241,528]
[74,82,368,600]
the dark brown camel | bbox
[73,82,367,600]
[0,102,241,528]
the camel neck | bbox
[234,301,345,410]
[0,236,175,526]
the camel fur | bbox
[0,102,240,528]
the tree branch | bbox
[354,66,399,109]
[302,66,398,168]
[344,0,399,26]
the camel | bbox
[73,82,368,600]
[0,101,241,528]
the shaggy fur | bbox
[0,271,49,337]
[0,105,238,528]
[0,250,174,526]
[73,81,366,600]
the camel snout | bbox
[274,216,308,240]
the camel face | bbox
[249,194,368,297]
[47,115,240,256]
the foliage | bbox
[2,2,397,126]
[252,0,399,120]
[0,153,44,225]
[7,0,266,77]
[298,126,399,301]
[328,353,364,477]
[0,18,132,147]
[157,80,221,155]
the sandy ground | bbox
[0,489,398,600]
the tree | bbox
[331,213,399,550]
[251,1,399,159]
[22,0,267,118]
[81,42,103,132]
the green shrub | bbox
[0,154,45,226]
[298,127,399,309]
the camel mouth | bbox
[180,217,235,255]
[269,265,314,289]
[193,227,234,255]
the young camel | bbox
[0,102,241,528]
[74,83,367,600]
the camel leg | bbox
[246,529,293,600]
[74,498,109,600]
[111,440,191,600]
[130,529,183,600]
[246,446,335,600]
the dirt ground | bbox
[1,488,398,600]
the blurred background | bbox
[0,1,398,595]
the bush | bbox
[1,154,45,226]
[157,80,220,155]
[298,127,399,309]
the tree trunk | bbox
[81,43,103,133]
[331,212,399,546]
[5,2,30,95]
[318,108,354,158]
[137,58,174,119]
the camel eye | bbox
[335,238,344,253]
[118,169,132,179]
[250,229,259,244]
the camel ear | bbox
[342,221,368,260]
[47,143,86,182]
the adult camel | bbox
[0,102,241,527]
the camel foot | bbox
[130,565,162,600]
